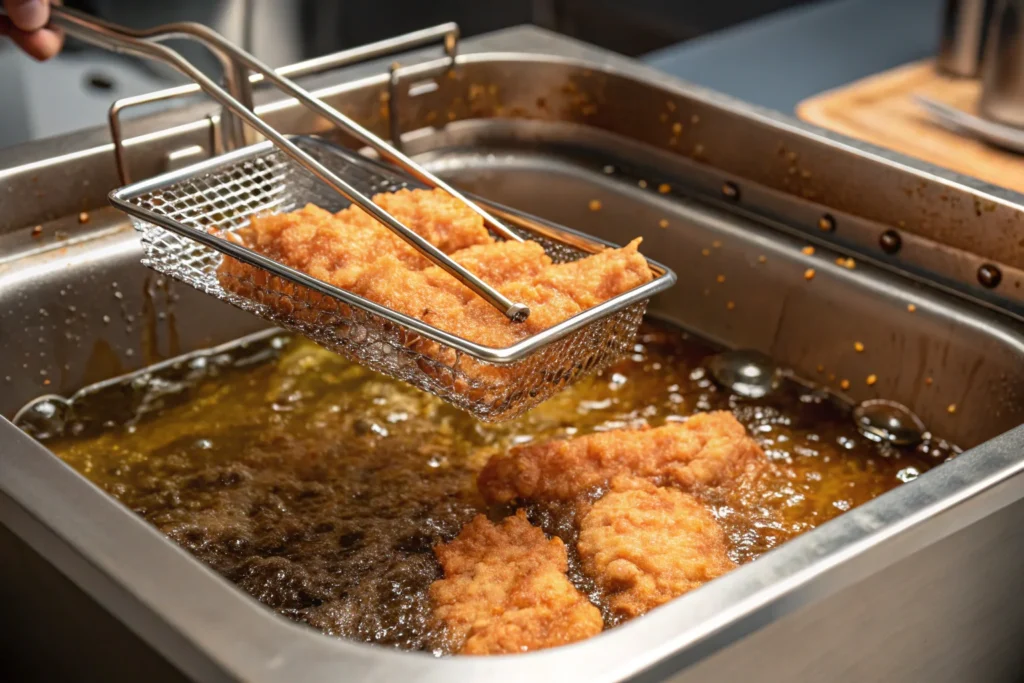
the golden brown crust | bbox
[430,510,603,655]
[216,190,652,354]
[578,480,736,619]
[477,411,766,505]
[363,187,495,255]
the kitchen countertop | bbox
[643,0,943,114]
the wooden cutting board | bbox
[797,59,1024,193]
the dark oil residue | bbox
[37,320,958,653]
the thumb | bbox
[4,0,50,32]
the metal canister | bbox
[979,0,1024,127]
[937,0,993,76]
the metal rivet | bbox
[977,263,1002,288]
[879,230,902,254]
[721,182,740,200]
[706,349,781,399]
[818,214,835,232]
[853,399,926,447]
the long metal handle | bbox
[38,6,529,322]
[108,23,461,184]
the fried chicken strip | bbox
[578,479,736,620]
[216,189,652,350]
[430,510,603,655]
[478,411,766,505]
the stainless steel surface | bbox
[46,8,529,322]
[980,0,1024,127]
[113,136,672,421]
[2,25,1024,683]
[915,94,1024,150]
[2,33,1022,314]
[937,0,993,76]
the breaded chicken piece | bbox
[220,190,494,292]
[434,240,553,295]
[478,411,766,505]
[364,187,495,254]
[578,480,736,619]
[538,238,651,309]
[430,510,603,655]
[217,189,652,359]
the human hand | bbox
[1,0,63,60]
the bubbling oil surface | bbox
[39,320,957,653]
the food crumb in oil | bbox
[31,225,42,238]
[907,304,917,313]
[712,240,722,248]
[716,274,726,284]
[840,379,850,390]
[802,246,815,256]
[726,301,735,310]
[947,403,957,414]
[926,377,933,386]
[638,179,648,189]
[816,364,824,373]
[658,183,671,194]
[842,258,856,269]
[78,212,90,224]
[854,341,864,352]
[758,255,767,264]
[672,123,683,135]
[804,268,816,281]
[866,374,877,386]
[701,248,710,257]
[691,114,700,124]
[828,373,836,381]
[659,219,669,228]
[588,199,602,212]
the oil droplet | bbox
[896,467,920,483]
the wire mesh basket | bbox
[110,136,676,422]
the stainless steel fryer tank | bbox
[1,25,1024,683]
